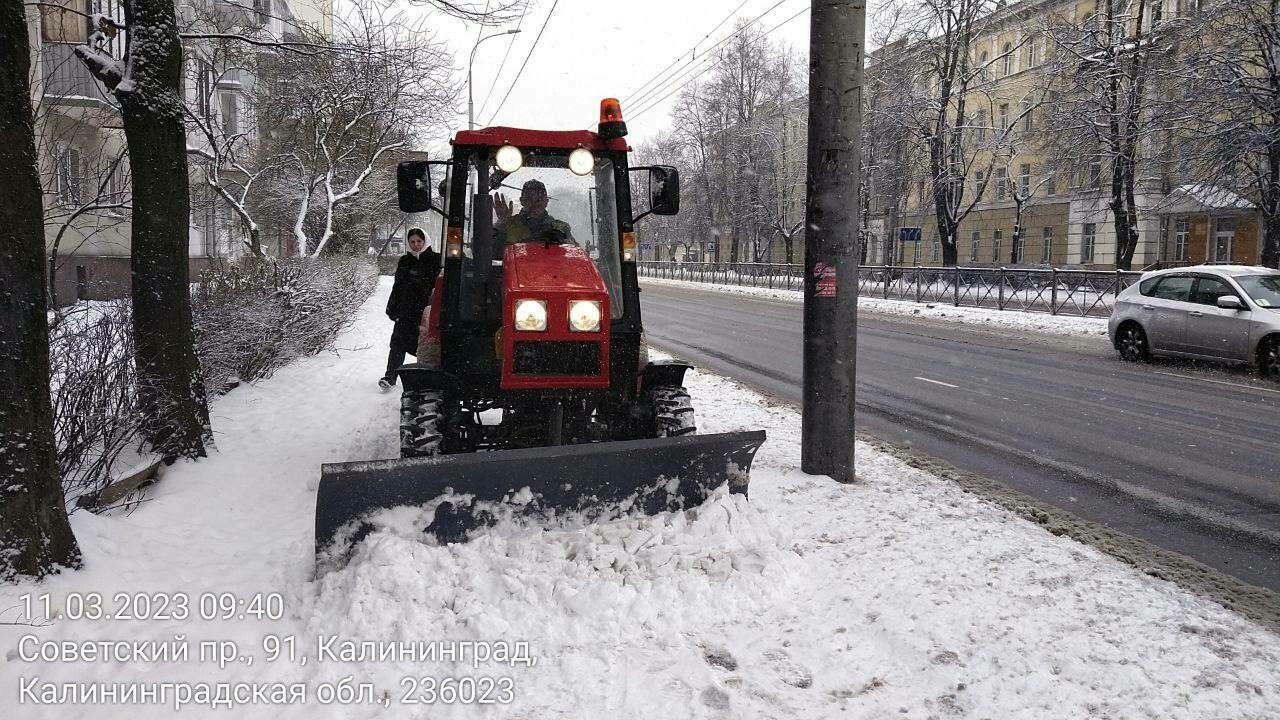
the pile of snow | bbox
[641,275,1112,338]
[3,276,1277,719]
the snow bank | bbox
[3,277,1277,719]
[641,276,1112,338]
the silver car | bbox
[1109,265,1280,380]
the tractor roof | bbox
[453,127,629,152]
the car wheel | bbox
[1116,323,1150,363]
[1259,337,1280,382]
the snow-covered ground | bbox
[3,276,1277,718]
[641,276,1113,339]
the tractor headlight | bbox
[568,300,602,332]
[568,147,595,176]
[495,144,523,173]
[514,299,547,331]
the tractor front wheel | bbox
[400,389,444,458]
[647,386,696,438]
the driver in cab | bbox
[493,179,574,246]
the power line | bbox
[484,0,560,126]
[627,4,809,123]
[620,0,752,107]
[475,1,529,119]
[625,0,795,113]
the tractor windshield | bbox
[458,148,624,320]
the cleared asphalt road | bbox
[640,281,1280,592]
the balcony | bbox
[40,42,114,106]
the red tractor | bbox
[315,100,764,555]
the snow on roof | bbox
[1167,184,1256,211]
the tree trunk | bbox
[0,0,82,578]
[1012,198,1024,265]
[117,0,212,459]
[1263,145,1280,268]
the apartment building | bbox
[28,0,334,304]
[862,0,1264,270]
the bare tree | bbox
[76,0,213,459]
[1044,0,1172,269]
[1,0,81,579]
[255,2,456,256]
[877,0,1022,266]
[1181,0,1280,268]
[181,2,278,258]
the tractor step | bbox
[314,430,766,566]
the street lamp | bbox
[469,29,521,129]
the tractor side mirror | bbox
[629,165,680,223]
[397,159,450,217]
[649,166,680,216]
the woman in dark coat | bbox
[379,227,441,389]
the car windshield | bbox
[1236,274,1280,309]
[459,149,623,320]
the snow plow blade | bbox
[314,430,766,560]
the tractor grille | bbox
[512,341,601,376]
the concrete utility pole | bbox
[801,0,864,482]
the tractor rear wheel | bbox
[648,386,696,438]
[400,389,444,457]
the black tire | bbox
[1116,322,1150,363]
[400,389,443,458]
[1259,337,1280,382]
[648,386,696,438]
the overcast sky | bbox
[414,0,813,148]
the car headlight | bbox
[514,299,547,331]
[569,300,602,332]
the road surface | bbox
[640,281,1280,592]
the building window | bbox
[1014,232,1026,263]
[1081,222,1096,263]
[1041,226,1053,263]
[971,231,980,262]
[995,167,1007,200]
[1174,217,1190,261]
[992,230,1003,263]
[195,59,213,124]
[1021,99,1033,132]
[1026,37,1038,67]
[1089,157,1103,188]
[999,103,1010,132]
[1002,42,1014,76]
[220,91,239,135]
[1019,163,1031,197]
[932,240,940,263]
[1046,171,1056,196]
[40,0,88,42]
[1213,217,1235,263]
[976,110,987,142]
[56,146,83,206]
[976,170,985,194]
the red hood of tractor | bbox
[453,127,628,152]
[503,243,608,294]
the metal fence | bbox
[638,261,1143,317]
